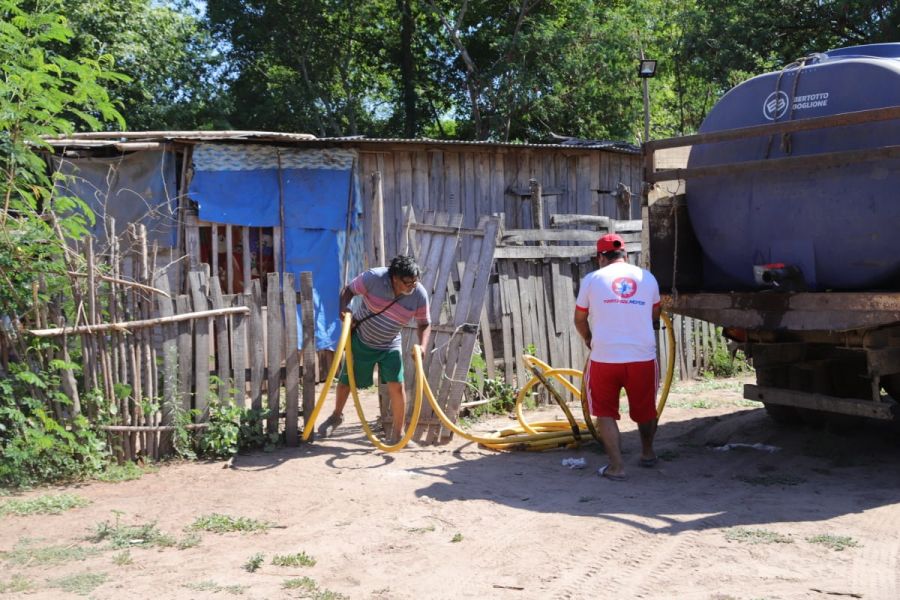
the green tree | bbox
[208,0,402,136]
[676,0,900,132]
[0,0,124,485]
[59,0,228,130]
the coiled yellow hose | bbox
[303,312,676,452]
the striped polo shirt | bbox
[350,268,430,350]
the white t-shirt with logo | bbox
[575,261,660,363]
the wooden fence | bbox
[25,221,322,461]
[473,212,728,400]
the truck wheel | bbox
[763,403,801,425]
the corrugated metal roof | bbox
[315,136,640,154]
[43,131,640,155]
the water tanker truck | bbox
[644,43,900,424]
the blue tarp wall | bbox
[189,144,361,350]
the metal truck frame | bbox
[643,106,900,423]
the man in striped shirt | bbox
[319,255,431,443]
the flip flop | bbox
[639,457,659,468]
[597,465,627,481]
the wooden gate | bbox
[380,208,500,444]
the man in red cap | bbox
[574,233,661,481]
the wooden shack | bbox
[41,131,719,450]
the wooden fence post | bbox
[300,272,317,441]
[283,273,300,446]
[266,272,283,435]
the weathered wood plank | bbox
[242,226,251,292]
[440,216,500,439]
[232,294,248,408]
[154,273,178,426]
[576,155,592,216]
[479,304,496,380]
[501,313,514,384]
[225,224,234,294]
[445,151,461,214]
[550,214,643,230]
[543,261,563,369]
[175,295,193,411]
[188,269,210,420]
[266,273,283,434]
[413,152,429,215]
[300,272,317,439]
[493,244,641,260]
[272,227,282,276]
[244,279,266,411]
[372,171,386,267]
[429,151,444,214]
[501,261,526,388]
[588,153,603,215]
[209,277,231,403]
[501,229,603,243]
[210,224,219,285]
[282,273,300,446]
[397,151,414,224]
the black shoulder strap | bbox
[351,295,402,333]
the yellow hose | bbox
[656,312,677,418]
[304,312,676,451]
[301,313,424,452]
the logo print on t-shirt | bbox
[611,277,638,299]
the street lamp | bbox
[638,58,657,143]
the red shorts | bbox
[585,359,658,423]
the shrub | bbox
[0,363,108,487]
[705,346,752,378]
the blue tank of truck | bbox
[686,43,900,291]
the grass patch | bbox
[2,539,101,565]
[282,577,348,599]
[189,513,273,534]
[272,551,316,567]
[0,493,89,516]
[451,533,463,543]
[243,553,265,572]
[183,580,248,595]
[0,575,34,594]
[406,525,435,534]
[177,532,202,549]
[672,378,745,394]
[95,462,158,483]
[724,527,793,545]
[88,515,177,549]
[47,572,107,596]
[736,474,805,487]
[807,534,859,551]
[112,550,132,566]
[283,577,318,592]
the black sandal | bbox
[317,414,344,438]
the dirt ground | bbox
[2,376,900,600]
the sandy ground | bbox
[2,376,900,600]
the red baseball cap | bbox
[596,233,626,253]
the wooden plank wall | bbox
[358,146,641,267]
[356,145,641,382]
